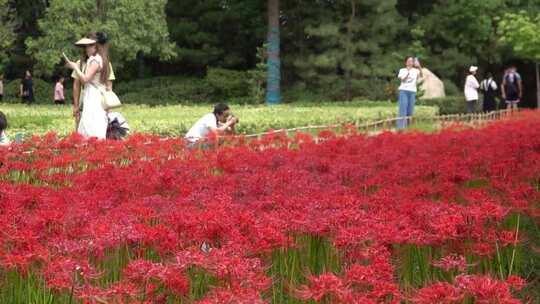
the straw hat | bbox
[74,37,96,46]
[469,66,478,73]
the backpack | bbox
[504,73,519,96]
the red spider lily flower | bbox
[412,282,464,304]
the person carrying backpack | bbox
[501,65,523,111]
[480,72,498,112]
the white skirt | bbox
[78,84,107,139]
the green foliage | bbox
[418,96,479,114]
[166,0,265,70]
[246,44,268,103]
[205,68,249,100]
[291,0,405,100]
[442,79,461,96]
[0,0,16,70]
[26,0,176,76]
[498,12,540,61]
[114,76,213,105]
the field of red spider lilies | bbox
[0,112,539,304]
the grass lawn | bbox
[0,101,438,138]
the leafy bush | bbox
[418,96,468,114]
[115,76,214,105]
[442,79,461,96]
[205,68,249,100]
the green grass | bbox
[0,101,438,138]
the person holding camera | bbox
[397,56,423,129]
[185,103,239,148]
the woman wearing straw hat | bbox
[71,33,116,131]
[64,32,112,139]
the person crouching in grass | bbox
[185,103,239,149]
[0,111,11,146]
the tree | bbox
[498,12,540,108]
[166,0,265,73]
[413,0,506,83]
[291,0,404,100]
[266,0,281,104]
[26,0,176,76]
[0,0,17,71]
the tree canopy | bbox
[2,0,540,102]
[26,0,176,76]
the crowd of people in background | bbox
[463,65,523,114]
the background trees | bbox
[25,0,176,76]
[1,0,540,104]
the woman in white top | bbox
[464,66,480,113]
[397,56,423,129]
[65,32,112,139]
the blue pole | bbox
[266,0,281,104]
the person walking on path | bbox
[397,56,423,129]
[501,65,523,112]
[65,32,112,139]
[20,70,34,104]
[71,32,116,132]
[480,72,498,112]
[54,76,65,105]
[464,66,480,113]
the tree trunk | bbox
[535,62,540,109]
[266,0,281,104]
[96,0,106,21]
[345,0,356,101]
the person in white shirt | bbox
[185,103,239,148]
[480,72,498,112]
[0,111,11,147]
[464,66,480,113]
[397,56,423,129]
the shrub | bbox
[205,68,249,99]
[418,96,468,114]
[442,79,461,96]
[114,76,214,105]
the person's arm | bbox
[19,83,23,97]
[67,59,100,84]
[73,79,81,117]
[416,62,423,78]
[209,118,238,134]
[518,79,523,99]
[472,77,480,89]
[106,80,113,91]
[398,69,409,81]
[492,81,498,91]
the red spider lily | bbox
[0,111,539,302]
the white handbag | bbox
[101,90,122,110]
[88,82,122,110]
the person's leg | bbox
[397,90,408,129]
[466,101,473,113]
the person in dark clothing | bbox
[480,72,498,112]
[20,70,34,104]
[501,65,523,111]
